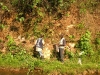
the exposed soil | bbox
[0,68,99,75]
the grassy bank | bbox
[0,50,99,74]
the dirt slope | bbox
[0,1,100,53]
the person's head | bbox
[40,34,44,38]
[60,34,63,38]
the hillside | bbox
[0,0,100,53]
[0,0,100,75]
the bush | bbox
[78,30,94,56]
[95,38,100,45]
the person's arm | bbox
[63,38,66,46]
[42,39,45,45]
[34,40,37,45]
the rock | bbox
[43,44,51,59]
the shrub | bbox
[78,30,94,56]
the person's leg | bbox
[36,47,43,57]
[38,51,43,57]
[59,48,64,62]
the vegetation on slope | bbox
[0,0,100,74]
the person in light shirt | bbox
[35,35,45,58]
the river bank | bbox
[0,67,99,75]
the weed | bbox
[78,30,94,56]
[65,50,74,58]
[78,0,99,14]
[0,23,5,30]
[0,2,9,11]
[6,35,16,51]
[16,13,25,23]
[95,37,100,45]
[77,21,85,29]
[79,2,87,14]
[69,35,75,42]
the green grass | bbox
[0,51,99,74]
